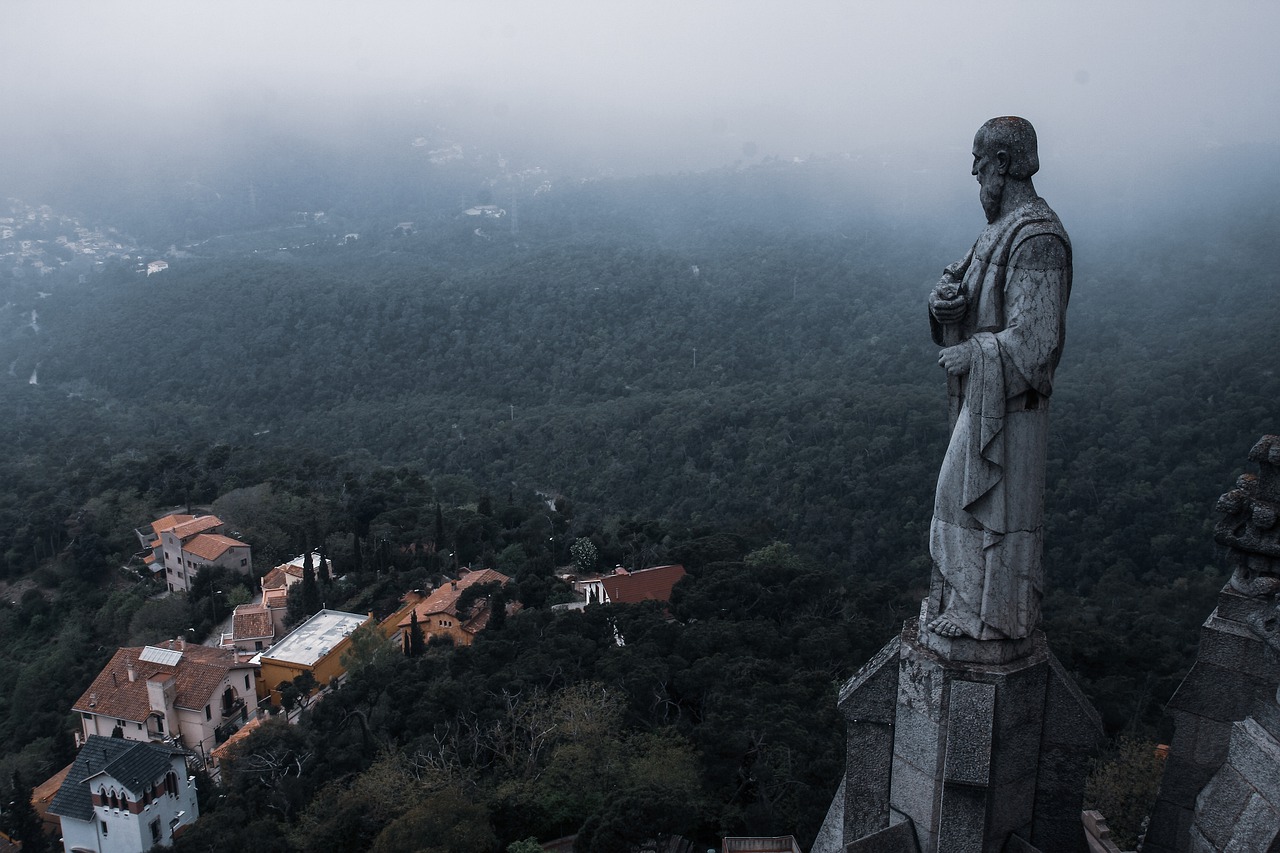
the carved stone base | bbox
[814,621,1102,853]
[1145,587,1280,852]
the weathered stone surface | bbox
[924,116,1071,644]
[1003,835,1046,853]
[1192,764,1252,848]
[936,784,986,853]
[841,636,904,719]
[1170,660,1271,723]
[1215,436,1280,596]
[839,634,902,842]
[809,777,845,853]
[1227,716,1280,796]
[944,680,995,786]
[889,759,942,847]
[1023,652,1101,853]
[1148,581,1280,852]
[918,629,1037,665]
[1197,611,1280,680]
[844,819,922,853]
[1229,792,1280,850]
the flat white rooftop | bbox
[260,609,368,667]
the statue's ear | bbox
[994,149,1011,175]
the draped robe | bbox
[928,197,1072,640]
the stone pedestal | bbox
[817,618,1102,853]
[1144,589,1280,852]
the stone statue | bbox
[925,116,1072,640]
[1215,434,1280,597]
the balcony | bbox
[214,700,249,744]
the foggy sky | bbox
[3,0,1279,206]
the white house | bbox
[72,640,257,762]
[49,735,198,853]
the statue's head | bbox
[973,116,1039,222]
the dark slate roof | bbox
[48,736,184,821]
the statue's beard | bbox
[980,175,1004,223]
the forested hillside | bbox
[0,153,1276,848]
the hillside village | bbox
[26,506,705,853]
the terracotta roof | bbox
[210,714,264,763]
[33,762,73,828]
[380,590,427,636]
[263,586,289,608]
[231,604,273,641]
[601,564,687,604]
[462,600,522,635]
[262,562,303,590]
[183,533,248,561]
[72,641,248,721]
[397,569,510,628]
[167,515,224,541]
[150,514,196,536]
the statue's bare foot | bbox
[928,614,968,638]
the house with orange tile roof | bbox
[260,552,331,635]
[582,564,687,606]
[394,568,514,649]
[220,602,275,661]
[72,639,258,763]
[148,514,252,593]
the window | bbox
[150,818,162,844]
[101,819,108,836]
[204,704,212,721]
[255,641,263,651]
[156,716,164,733]
[240,558,248,566]
[245,674,251,689]
[166,566,173,574]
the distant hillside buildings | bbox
[137,514,252,594]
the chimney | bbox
[126,663,136,682]
[451,581,458,590]
[178,636,186,651]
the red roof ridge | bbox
[397,569,510,627]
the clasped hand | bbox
[929,284,967,324]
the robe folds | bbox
[929,197,1072,640]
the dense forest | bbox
[0,144,1276,849]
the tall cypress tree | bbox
[488,588,506,632]
[301,551,321,616]
[408,610,425,657]
[3,771,48,853]
[317,543,331,586]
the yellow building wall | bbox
[258,630,362,706]
[422,613,474,647]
